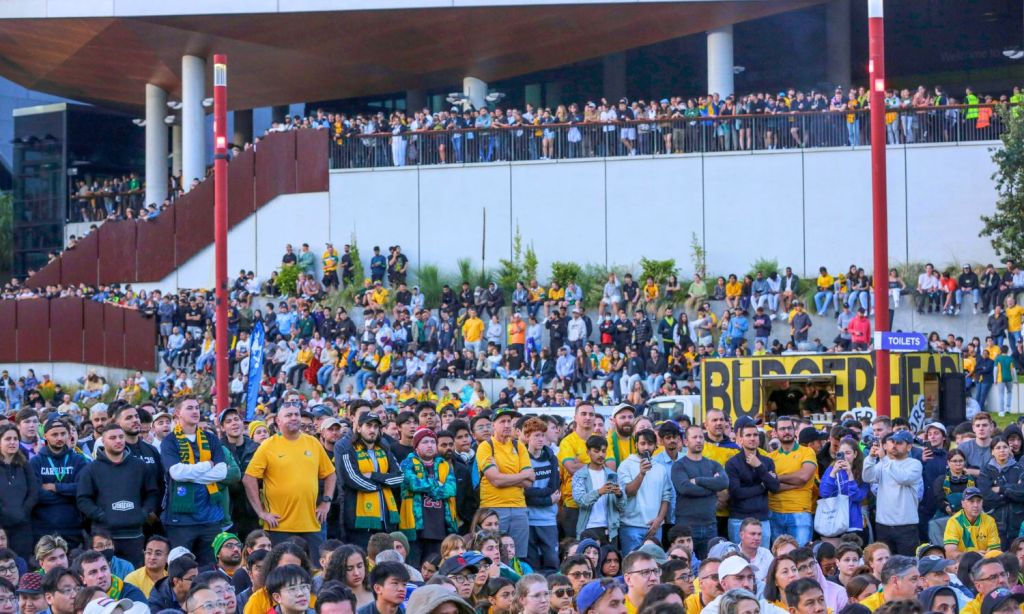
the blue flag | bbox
[245,320,265,420]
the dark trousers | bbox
[558,507,579,541]
[267,530,323,566]
[408,538,442,569]
[344,528,375,552]
[166,523,222,567]
[114,535,146,568]
[876,523,919,556]
[2,523,33,560]
[690,522,719,560]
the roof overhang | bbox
[0,0,823,112]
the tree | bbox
[981,109,1024,263]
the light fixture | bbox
[132,118,146,127]
[484,92,506,103]
[733,65,746,74]
[164,115,176,125]
[166,101,183,110]
[1005,48,1024,60]
[202,97,214,108]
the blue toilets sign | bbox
[873,331,928,352]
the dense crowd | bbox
[326,85,1019,168]
[6,382,1024,614]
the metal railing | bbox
[329,104,1009,169]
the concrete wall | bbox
[329,142,1000,279]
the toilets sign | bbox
[873,332,928,352]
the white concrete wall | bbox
[329,142,1001,279]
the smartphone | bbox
[836,451,845,461]
[640,451,652,461]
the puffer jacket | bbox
[978,457,1024,547]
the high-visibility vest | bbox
[965,93,980,120]
[977,106,992,129]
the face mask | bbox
[99,548,115,563]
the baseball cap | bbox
[891,430,914,444]
[798,428,828,445]
[438,555,479,577]
[719,556,753,580]
[982,588,1024,614]
[43,416,66,433]
[734,415,756,431]
[918,555,955,575]
[168,546,193,564]
[963,486,984,501]
[612,403,637,417]
[83,598,138,614]
[358,413,383,426]
[924,422,947,435]
[462,551,493,568]
[916,543,946,559]
[318,418,343,433]
[216,407,240,425]
[16,572,42,595]
[708,540,740,560]
[493,407,522,420]
[576,580,623,614]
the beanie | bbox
[413,428,436,450]
[248,420,267,439]
[212,532,239,558]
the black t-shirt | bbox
[768,387,804,415]
[391,442,414,464]
[282,253,297,265]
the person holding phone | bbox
[617,429,673,553]
[571,436,625,543]
[819,437,870,539]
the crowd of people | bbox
[5,381,1024,614]
[326,85,1018,168]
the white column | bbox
[463,76,488,110]
[144,84,168,207]
[171,124,182,179]
[181,54,206,191]
[707,25,735,98]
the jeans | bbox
[494,507,530,559]
[644,374,664,395]
[1000,382,1014,414]
[690,522,718,559]
[619,525,661,554]
[527,524,559,575]
[1011,332,1022,356]
[956,288,980,308]
[355,370,375,393]
[317,365,334,387]
[814,291,834,315]
[769,511,813,546]
[728,518,771,548]
[847,121,860,146]
[977,382,993,410]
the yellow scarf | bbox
[354,443,397,530]
[174,424,219,495]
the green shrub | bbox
[639,258,676,284]
[276,264,300,297]
[523,244,539,282]
[550,262,583,287]
[415,264,444,307]
[748,258,779,278]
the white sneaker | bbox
[973,306,978,315]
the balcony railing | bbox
[329,104,1009,169]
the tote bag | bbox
[814,470,850,537]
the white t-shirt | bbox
[587,469,609,529]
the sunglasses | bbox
[553,588,575,599]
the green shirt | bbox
[995,354,1015,382]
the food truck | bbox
[700,351,963,427]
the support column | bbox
[826,0,852,88]
[232,109,253,146]
[707,25,735,97]
[171,125,182,180]
[406,90,426,112]
[144,84,168,207]
[602,53,626,100]
[181,54,206,191]
[271,105,289,123]
[462,77,487,110]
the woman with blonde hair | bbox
[440,534,467,562]
[470,508,501,534]
[512,574,550,614]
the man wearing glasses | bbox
[192,571,237,614]
[185,584,226,614]
[41,567,82,614]
[437,555,479,601]
[622,551,659,614]
[559,555,593,596]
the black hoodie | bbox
[76,448,159,538]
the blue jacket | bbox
[29,446,90,535]
[819,465,870,530]
[724,452,779,520]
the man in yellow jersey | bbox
[944,487,1001,558]
[461,308,485,354]
[959,558,1024,614]
[683,559,721,614]
[767,416,819,546]
[859,556,923,612]
[321,242,339,291]
[477,407,535,560]
[557,403,596,539]
[605,404,636,470]
[242,401,336,556]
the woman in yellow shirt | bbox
[641,277,660,313]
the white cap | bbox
[924,422,947,435]
[83,598,134,614]
[719,556,753,580]
[168,546,193,564]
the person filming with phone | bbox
[819,437,870,540]
[617,429,673,552]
